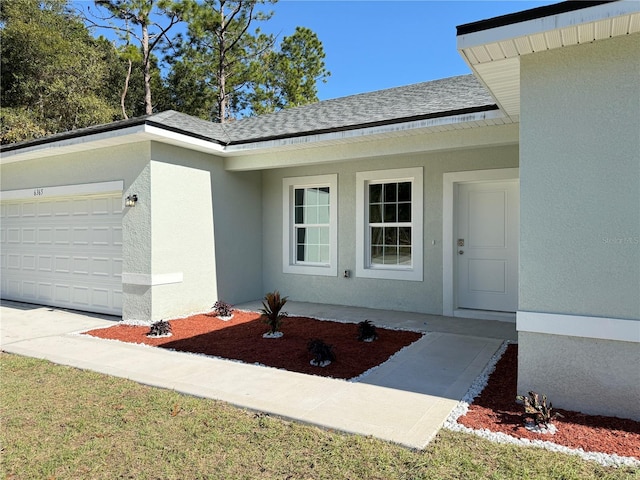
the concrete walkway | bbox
[0,300,515,449]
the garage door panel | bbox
[38,255,53,272]
[7,228,20,243]
[7,204,20,217]
[1,192,123,315]
[22,202,36,217]
[22,255,36,270]
[23,227,37,243]
[7,254,20,269]
[23,281,37,299]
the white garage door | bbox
[1,185,123,316]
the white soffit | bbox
[457,1,640,118]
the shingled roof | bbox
[226,74,496,144]
[1,74,497,152]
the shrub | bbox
[260,291,288,334]
[357,320,378,341]
[516,391,563,428]
[147,320,172,337]
[213,300,233,318]
[307,338,336,366]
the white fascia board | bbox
[142,125,226,154]
[223,109,508,156]
[458,1,640,51]
[0,125,149,163]
[517,311,640,343]
[0,124,225,164]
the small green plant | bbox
[147,320,172,337]
[213,300,233,318]
[260,290,288,335]
[357,320,378,342]
[516,391,563,428]
[307,338,336,366]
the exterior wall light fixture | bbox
[125,194,138,207]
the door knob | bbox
[458,250,464,255]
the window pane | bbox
[307,227,319,244]
[384,183,397,202]
[398,182,411,202]
[399,227,411,245]
[296,244,305,261]
[305,188,318,206]
[383,246,398,264]
[318,205,330,223]
[369,204,382,223]
[398,202,411,222]
[319,226,329,244]
[398,247,412,265]
[318,187,330,205]
[384,204,396,222]
[319,245,330,263]
[297,227,306,244]
[306,245,320,263]
[371,227,383,245]
[306,206,319,224]
[295,206,304,224]
[295,189,304,206]
[371,245,384,264]
[384,227,397,246]
[369,184,382,203]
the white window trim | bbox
[282,174,338,276]
[356,167,423,281]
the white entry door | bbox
[456,180,519,312]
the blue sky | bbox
[261,1,558,100]
[81,0,558,101]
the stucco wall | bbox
[261,144,519,315]
[518,34,640,420]
[518,332,640,421]
[150,143,262,319]
[520,34,640,320]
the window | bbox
[356,168,423,281]
[283,175,337,276]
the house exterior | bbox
[1,1,638,420]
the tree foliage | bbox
[0,0,119,143]
[167,0,329,121]
[248,26,329,115]
[0,0,331,144]
[84,0,186,115]
[167,0,276,122]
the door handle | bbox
[458,250,464,255]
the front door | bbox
[456,180,519,312]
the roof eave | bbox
[0,121,227,164]
[457,0,640,118]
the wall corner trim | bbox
[517,311,640,343]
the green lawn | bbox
[1,353,637,480]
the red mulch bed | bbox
[84,310,422,379]
[458,344,640,460]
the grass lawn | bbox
[1,353,637,480]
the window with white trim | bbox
[283,175,337,276]
[356,168,423,281]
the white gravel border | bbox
[443,341,640,469]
